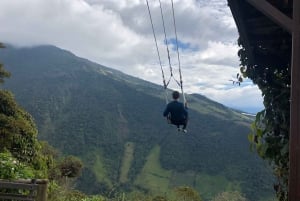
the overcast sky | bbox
[0,0,263,113]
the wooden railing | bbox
[0,179,48,201]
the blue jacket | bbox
[163,100,188,123]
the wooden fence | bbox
[0,179,48,201]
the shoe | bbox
[182,129,187,133]
[177,128,182,132]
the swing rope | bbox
[146,0,186,105]
[158,0,173,79]
[170,0,186,105]
[146,0,169,104]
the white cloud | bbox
[198,41,239,66]
[200,84,264,112]
[0,0,263,112]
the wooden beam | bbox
[289,0,300,200]
[245,0,293,33]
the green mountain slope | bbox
[0,45,274,201]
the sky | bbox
[0,0,264,113]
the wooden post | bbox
[36,179,48,201]
[289,0,300,200]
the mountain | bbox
[0,45,274,201]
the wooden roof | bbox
[228,0,292,66]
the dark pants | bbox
[170,118,188,129]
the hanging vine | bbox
[237,36,291,201]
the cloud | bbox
[0,0,144,65]
[201,84,264,112]
[0,0,263,112]
[198,41,239,66]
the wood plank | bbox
[245,0,293,33]
[0,193,35,201]
[289,0,300,200]
[0,182,38,190]
[0,181,38,201]
[0,180,48,201]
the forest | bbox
[0,45,277,201]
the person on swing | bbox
[163,91,188,133]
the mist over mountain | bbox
[0,45,274,201]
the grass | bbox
[133,145,243,201]
[194,173,241,201]
[91,151,112,187]
[169,170,197,187]
[119,142,135,183]
[134,145,172,194]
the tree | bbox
[0,43,46,177]
[174,186,202,201]
[0,43,10,83]
[0,151,34,179]
[58,156,83,178]
[238,35,291,200]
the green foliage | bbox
[126,191,153,201]
[238,36,290,200]
[0,151,34,179]
[174,186,202,201]
[48,180,89,201]
[59,156,83,178]
[0,43,10,84]
[0,47,47,177]
[0,64,10,83]
[0,45,275,201]
[40,141,61,180]
[152,195,169,201]
[211,191,248,201]
[81,196,106,201]
[134,145,172,195]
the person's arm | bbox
[163,104,170,117]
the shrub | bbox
[0,151,34,179]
